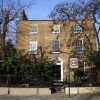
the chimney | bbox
[17,9,28,21]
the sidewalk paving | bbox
[0,93,100,100]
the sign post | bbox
[68,58,78,97]
[70,58,78,69]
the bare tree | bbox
[49,0,100,50]
[0,0,34,94]
[0,0,34,58]
[49,0,100,83]
[82,0,100,50]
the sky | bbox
[0,0,76,20]
[26,0,67,19]
[26,0,71,19]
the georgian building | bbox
[16,19,97,81]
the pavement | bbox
[0,93,100,100]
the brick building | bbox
[16,19,97,81]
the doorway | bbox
[53,59,63,81]
[53,65,61,80]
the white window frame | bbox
[29,24,38,34]
[81,39,84,51]
[73,24,83,33]
[52,25,60,33]
[52,40,60,53]
[28,41,38,54]
[73,38,84,53]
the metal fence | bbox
[0,74,51,87]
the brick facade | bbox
[16,19,97,81]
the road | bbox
[0,93,100,100]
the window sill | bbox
[52,32,60,34]
[29,32,38,34]
[52,52,60,54]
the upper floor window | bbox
[73,24,83,33]
[52,40,60,53]
[72,39,84,53]
[28,41,38,54]
[29,25,38,34]
[52,25,60,33]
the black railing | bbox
[0,74,100,87]
[0,74,52,87]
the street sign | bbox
[70,58,78,69]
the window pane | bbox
[52,40,60,52]
[73,39,84,53]
[73,24,83,33]
[29,25,38,34]
[28,41,37,54]
[52,25,60,33]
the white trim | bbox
[28,41,38,54]
[29,24,38,34]
[73,31,83,34]
[52,40,60,53]
[52,52,60,54]
[52,25,60,33]
[81,38,84,51]
[84,61,86,72]
[73,38,84,53]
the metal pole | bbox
[7,68,10,95]
[69,68,70,97]
[1,0,3,32]
[68,57,71,97]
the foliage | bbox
[31,46,56,84]
[0,0,34,59]
[49,0,100,85]
[0,43,55,86]
[0,42,21,74]
[74,69,87,84]
[50,1,85,20]
[88,51,100,71]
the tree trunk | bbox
[93,13,100,51]
[2,10,9,59]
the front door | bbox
[53,65,61,80]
